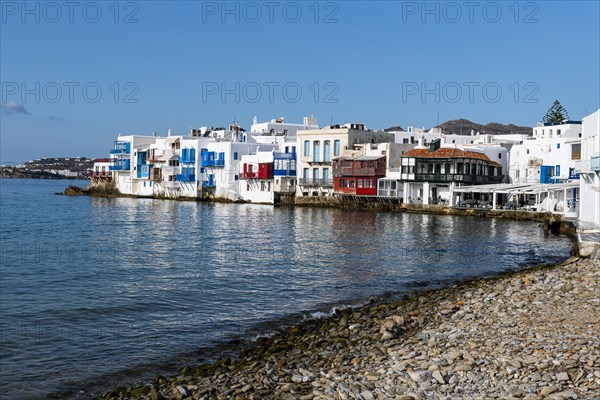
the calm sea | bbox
[0,179,573,399]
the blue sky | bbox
[1,0,599,163]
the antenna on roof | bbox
[330,115,333,125]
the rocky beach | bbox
[104,255,599,400]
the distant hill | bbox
[384,125,404,132]
[434,119,532,136]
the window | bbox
[557,143,561,149]
[334,140,341,156]
[234,152,238,160]
[323,168,329,183]
[323,141,331,162]
[304,140,310,156]
[571,143,581,160]
[340,179,345,188]
[303,167,309,179]
[260,181,265,191]
[313,141,321,162]
[557,129,561,135]
[403,138,409,144]
[358,179,363,188]
[267,182,271,191]
[498,153,502,159]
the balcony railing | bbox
[109,160,131,171]
[298,178,333,187]
[88,171,111,178]
[202,159,225,167]
[110,141,130,155]
[176,174,196,182]
[273,152,296,160]
[335,167,386,177]
[413,173,503,184]
[274,169,297,177]
[240,172,258,179]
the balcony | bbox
[299,178,333,187]
[137,164,151,179]
[240,172,258,179]
[273,152,296,160]
[176,173,196,182]
[274,169,296,177]
[180,149,196,164]
[109,159,131,171]
[202,151,225,167]
[413,173,503,184]
[335,167,386,177]
[110,141,130,155]
[150,168,162,182]
[88,171,111,179]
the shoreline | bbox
[100,254,599,400]
[56,182,599,400]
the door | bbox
[322,168,329,185]
[323,141,331,162]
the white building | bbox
[509,121,582,184]
[250,116,318,136]
[579,110,600,225]
[109,126,276,200]
[89,158,112,182]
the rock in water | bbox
[64,185,87,196]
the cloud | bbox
[48,116,65,121]
[1,102,31,116]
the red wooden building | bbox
[241,162,274,180]
[333,155,386,196]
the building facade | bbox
[296,124,394,197]
[400,144,504,205]
[509,122,582,184]
[579,110,600,225]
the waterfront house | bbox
[509,121,582,184]
[89,158,112,182]
[296,124,394,197]
[400,139,504,205]
[333,155,386,197]
[579,109,600,225]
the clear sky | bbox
[1,0,599,163]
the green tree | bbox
[542,100,569,124]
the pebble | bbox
[109,258,600,400]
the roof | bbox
[402,147,501,166]
[453,182,579,194]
